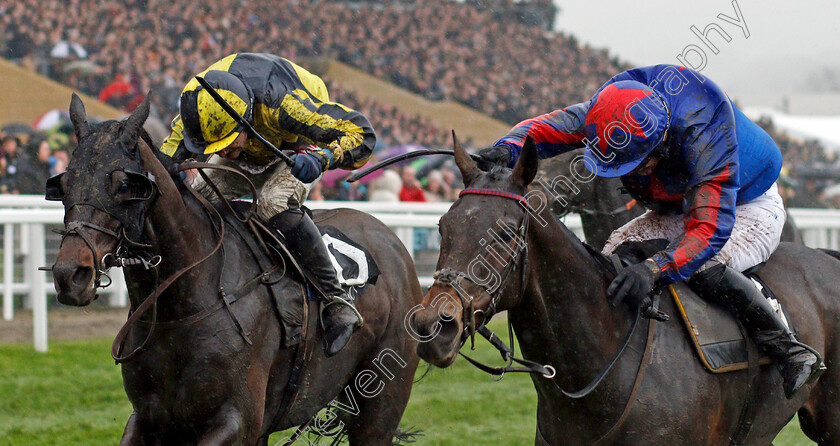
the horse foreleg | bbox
[120,412,161,446]
[343,349,419,446]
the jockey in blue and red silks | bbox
[480,64,824,399]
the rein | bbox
[110,161,261,363]
[440,187,653,399]
[434,188,555,379]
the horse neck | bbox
[127,142,221,317]
[579,178,631,251]
[510,209,634,390]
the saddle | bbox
[224,202,380,347]
[611,241,790,373]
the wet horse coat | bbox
[51,94,422,445]
[412,137,840,445]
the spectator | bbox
[0,0,627,125]
[15,134,51,194]
[441,168,462,201]
[399,166,426,202]
[0,155,14,194]
[788,179,828,209]
[3,0,833,204]
[1,135,19,162]
[368,169,402,202]
[99,73,135,109]
[336,180,368,201]
[309,181,326,201]
[423,169,448,202]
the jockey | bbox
[481,64,823,398]
[161,53,375,357]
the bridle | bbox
[432,186,657,399]
[44,168,161,290]
[431,187,555,379]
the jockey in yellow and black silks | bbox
[161,53,376,357]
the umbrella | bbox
[1,122,34,137]
[322,166,383,187]
[33,110,72,131]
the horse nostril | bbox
[414,319,431,337]
[71,266,94,288]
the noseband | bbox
[432,187,555,379]
[437,188,531,334]
[48,170,161,290]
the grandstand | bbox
[1,0,837,205]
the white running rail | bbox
[5,195,840,352]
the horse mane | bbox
[487,164,509,179]
[548,210,618,276]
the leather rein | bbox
[434,187,555,379]
[51,137,268,363]
[439,187,653,400]
[108,161,265,363]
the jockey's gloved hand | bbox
[475,146,512,171]
[607,260,660,308]
[290,153,324,183]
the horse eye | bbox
[499,231,513,242]
[118,182,130,194]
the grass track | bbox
[0,322,814,445]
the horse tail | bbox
[819,248,840,262]
[393,427,423,445]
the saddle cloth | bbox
[609,240,785,374]
[668,272,789,373]
[319,225,381,288]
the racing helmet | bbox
[179,70,254,155]
[583,80,670,177]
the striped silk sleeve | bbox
[651,102,740,284]
[493,102,589,165]
[269,89,376,170]
[160,115,185,158]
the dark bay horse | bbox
[411,137,840,444]
[50,94,422,445]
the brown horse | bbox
[411,137,840,445]
[50,94,422,445]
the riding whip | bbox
[194,76,294,167]
[346,149,483,182]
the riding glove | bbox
[475,146,512,171]
[607,260,660,308]
[290,153,324,183]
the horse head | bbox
[538,149,590,216]
[411,135,539,367]
[51,93,156,306]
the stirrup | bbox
[320,294,365,328]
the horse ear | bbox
[452,130,478,186]
[120,92,151,152]
[69,93,91,141]
[512,136,539,187]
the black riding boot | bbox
[690,264,825,399]
[269,208,361,357]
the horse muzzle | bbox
[52,261,97,306]
[411,287,467,367]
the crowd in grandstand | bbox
[2,0,839,208]
[0,0,624,125]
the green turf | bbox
[0,323,815,445]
